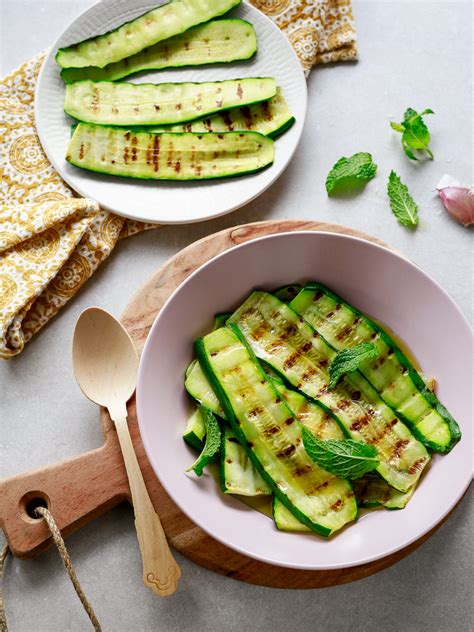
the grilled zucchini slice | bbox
[185,355,414,508]
[56,0,241,68]
[290,283,461,453]
[145,89,295,139]
[228,291,430,493]
[220,427,271,495]
[352,474,415,510]
[185,359,223,415]
[196,325,357,537]
[183,406,206,451]
[61,20,257,83]
[66,124,274,181]
[64,78,277,126]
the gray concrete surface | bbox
[1,1,472,630]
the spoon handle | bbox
[109,402,181,597]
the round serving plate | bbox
[136,230,473,571]
[35,0,307,224]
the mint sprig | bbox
[186,406,221,476]
[302,430,379,479]
[387,171,419,228]
[390,107,434,161]
[328,342,379,389]
[326,152,377,196]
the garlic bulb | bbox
[437,175,474,227]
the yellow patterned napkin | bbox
[0,1,357,359]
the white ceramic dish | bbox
[136,231,472,570]
[35,0,307,224]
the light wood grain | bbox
[0,220,465,589]
[73,307,180,596]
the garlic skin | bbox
[437,175,474,227]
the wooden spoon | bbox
[72,307,181,597]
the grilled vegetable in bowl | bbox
[182,281,460,538]
[289,283,460,452]
[135,229,471,568]
[196,325,358,536]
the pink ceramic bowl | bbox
[137,231,472,570]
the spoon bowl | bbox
[73,307,138,409]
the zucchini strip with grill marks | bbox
[61,20,257,83]
[66,124,274,181]
[56,0,241,69]
[220,427,271,495]
[196,325,357,536]
[351,474,415,510]
[145,89,295,139]
[274,474,415,531]
[290,283,461,453]
[186,354,414,507]
[228,291,430,493]
[186,358,344,442]
[64,78,277,126]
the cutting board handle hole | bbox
[20,491,50,523]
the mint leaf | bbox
[328,342,379,389]
[186,406,221,476]
[302,430,379,479]
[326,152,377,196]
[387,170,419,228]
[390,107,434,161]
[390,122,404,133]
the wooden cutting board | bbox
[0,220,460,589]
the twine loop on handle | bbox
[0,507,102,632]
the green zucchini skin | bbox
[228,291,430,493]
[64,78,277,126]
[143,89,295,139]
[220,427,271,495]
[290,283,461,453]
[56,0,241,69]
[273,283,303,303]
[66,124,274,181]
[196,325,357,537]
[273,497,312,532]
[60,20,257,83]
[183,406,206,451]
[213,313,232,329]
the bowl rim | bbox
[136,229,473,570]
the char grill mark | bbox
[276,444,296,458]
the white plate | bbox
[136,231,473,570]
[35,0,307,224]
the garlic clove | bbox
[437,175,474,227]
